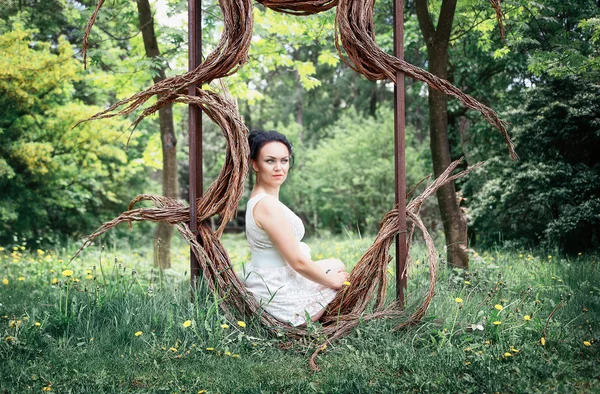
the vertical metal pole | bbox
[394,0,408,304]
[189,0,202,288]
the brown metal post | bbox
[189,0,202,289]
[394,0,408,304]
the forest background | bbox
[1,0,599,265]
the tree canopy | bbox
[0,0,598,253]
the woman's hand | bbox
[327,269,350,290]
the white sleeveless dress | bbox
[242,192,338,326]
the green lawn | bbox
[1,234,598,393]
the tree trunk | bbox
[416,0,468,268]
[296,70,304,128]
[137,0,178,269]
[369,81,377,118]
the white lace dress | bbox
[242,192,338,326]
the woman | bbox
[243,130,350,327]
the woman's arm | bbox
[253,196,349,289]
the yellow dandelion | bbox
[62,269,73,277]
[5,336,14,342]
[50,269,54,273]
[220,324,229,329]
[0,247,3,251]
[42,387,52,392]
[18,277,25,281]
[494,304,503,311]
[464,281,470,285]
[19,246,25,250]
[343,281,351,286]
[320,344,327,351]
[9,320,21,328]
[86,269,92,275]
[224,351,231,356]
[541,337,546,346]
[548,255,552,259]
[237,321,246,328]
[12,246,18,251]
[584,341,591,347]
[206,347,214,351]
[464,361,471,366]
[34,322,41,327]
[135,331,143,337]
[182,320,192,328]
[493,321,502,325]
[51,278,58,284]
[198,391,207,394]
[169,347,178,352]
[524,315,531,321]
[2,278,8,285]
[503,352,512,357]
[455,297,463,303]
[232,354,240,359]
[37,249,44,255]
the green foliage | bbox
[0,23,148,244]
[278,108,431,234]
[466,76,600,251]
[511,0,600,78]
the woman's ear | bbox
[251,159,258,173]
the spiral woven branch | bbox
[78,0,507,370]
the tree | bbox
[415,0,471,268]
[467,76,600,251]
[461,0,600,251]
[136,0,178,269]
[0,23,146,243]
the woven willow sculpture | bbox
[77,0,512,370]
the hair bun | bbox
[247,130,294,166]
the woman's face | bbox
[252,141,291,187]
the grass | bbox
[0,233,599,393]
